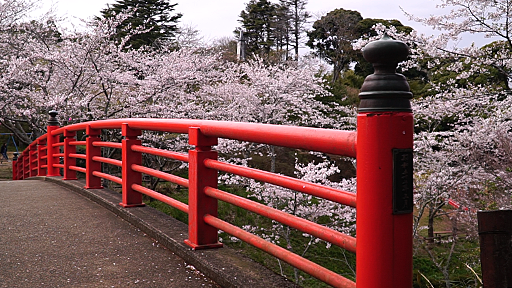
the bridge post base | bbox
[184,239,223,250]
[119,202,146,208]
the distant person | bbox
[1,143,7,163]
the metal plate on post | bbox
[393,149,413,214]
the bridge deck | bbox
[0,180,219,287]
[0,178,294,288]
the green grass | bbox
[144,177,483,287]
[413,238,481,287]
[143,178,358,287]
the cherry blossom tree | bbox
[353,1,512,285]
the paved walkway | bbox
[0,178,296,288]
[0,180,219,288]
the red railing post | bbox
[184,127,223,250]
[23,149,29,179]
[29,143,37,177]
[12,152,18,180]
[84,125,103,189]
[356,35,414,288]
[63,129,77,180]
[18,152,24,180]
[120,123,145,207]
[46,111,60,176]
[37,138,47,176]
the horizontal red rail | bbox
[131,145,189,162]
[204,214,356,288]
[93,142,122,149]
[13,110,414,288]
[70,141,86,146]
[131,164,189,187]
[69,153,86,159]
[92,156,122,167]
[92,171,122,185]
[54,119,357,157]
[132,184,188,213]
[204,159,357,208]
[204,186,356,253]
[69,166,86,173]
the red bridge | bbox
[9,36,414,288]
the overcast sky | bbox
[37,0,487,47]
[41,0,438,36]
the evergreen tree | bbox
[279,0,310,60]
[236,0,278,58]
[100,0,182,50]
[306,9,363,83]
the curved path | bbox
[0,180,218,288]
[0,178,295,288]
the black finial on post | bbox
[358,34,412,112]
[48,110,60,126]
[13,152,18,161]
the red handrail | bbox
[13,119,361,287]
[12,34,415,286]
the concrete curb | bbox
[30,176,298,288]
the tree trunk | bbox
[1,119,35,146]
[428,206,435,241]
[270,145,276,173]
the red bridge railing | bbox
[11,36,414,288]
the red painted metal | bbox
[92,156,122,167]
[204,186,357,253]
[204,214,356,288]
[69,166,86,173]
[184,127,223,250]
[70,141,86,146]
[85,126,103,189]
[131,164,189,187]
[37,137,47,176]
[23,149,29,179]
[13,113,414,287]
[93,141,122,149]
[356,111,413,288]
[132,184,188,213]
[54,119,356,156]
[204,159,357,208]
[120,123,145,208]
[69,153,87,160]
[29,144,37,177]
[46,125,60,176]
[131,144,189,162]
[93,171,122,185]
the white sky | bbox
[37,0,488,47]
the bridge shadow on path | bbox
[0,177,296,288]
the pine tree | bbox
[100,0,182,49]
[279,0,310,60]
[236,0,278,58]
[306,9,363,82]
